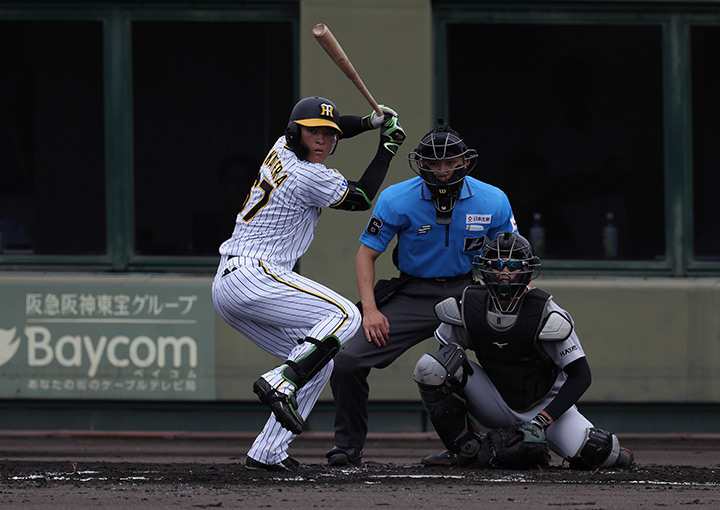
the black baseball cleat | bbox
[252,377,304,434]
[421,449,476,467]
[246,456,301,472]
[326,445,363,467]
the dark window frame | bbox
[0,2,299,273]
[435,2,720,276]
[3,2,719,276]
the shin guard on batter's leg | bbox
[253,335,341,435]
[282,334,341,389]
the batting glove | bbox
[361,105,399,129]
[379,116,406,156]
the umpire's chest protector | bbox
[462,286,559,411]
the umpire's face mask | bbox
[421,158,469,225]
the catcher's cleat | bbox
[252,377,304,434]
[246,455,301,472]
[421,449,476,467]
[326,445,363,467]
[614,447,635,467]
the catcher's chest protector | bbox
[462,286,549,361]
[462,286,558,410]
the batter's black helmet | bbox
[285,96,342,161]
[472,232,540,313]
[408,120,478,222]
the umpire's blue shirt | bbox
[360,176,518,278]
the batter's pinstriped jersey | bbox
[219,136,349,267]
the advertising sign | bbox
[0,275,215,400]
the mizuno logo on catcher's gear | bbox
[418,225,432,234]
[320,103,335,117]
[493,342,508,349]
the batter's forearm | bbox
[352,148,393,201]
[337,115,366,138]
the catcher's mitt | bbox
[477,426,551,469]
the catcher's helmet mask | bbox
[285,96,342,161]
[473,232,540,313]
[408,119,478,224]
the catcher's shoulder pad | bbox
[537,311,573,342]
[434,297,463,326]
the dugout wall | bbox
[0,0,718,434]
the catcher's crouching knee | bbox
[568,427,626,470]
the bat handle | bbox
[369,100,384,117]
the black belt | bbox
[222,255,264,277]
[400,272,471,282]
[222,255,237,277]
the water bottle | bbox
[603,212,618,259]
[529,212,545,258]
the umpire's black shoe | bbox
[252,377,304,435]
[246,456,301,472]
[421,449,475,467]
[326,445,363,467]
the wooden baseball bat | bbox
[312,23,384,117]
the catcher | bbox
[414,232,634,470]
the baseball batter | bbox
[212,96,405,471]
[414,232,634,469]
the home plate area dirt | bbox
[0,434,718,509]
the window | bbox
[691,25,720,262]
[444,23,664,261]
[132,21,294,257]
[0,20,105,255]
[0,5,296,268]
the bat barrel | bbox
[312,23,383,117]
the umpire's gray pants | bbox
[330,275,471,450]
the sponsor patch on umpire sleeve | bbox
[365,216,384,236]
[464,237,485,252]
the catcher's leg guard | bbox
[414,343,470,387]
[568,427,625,470]
[416,382,480,462]
[282,334,341,389]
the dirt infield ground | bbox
[1,431,718,509]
